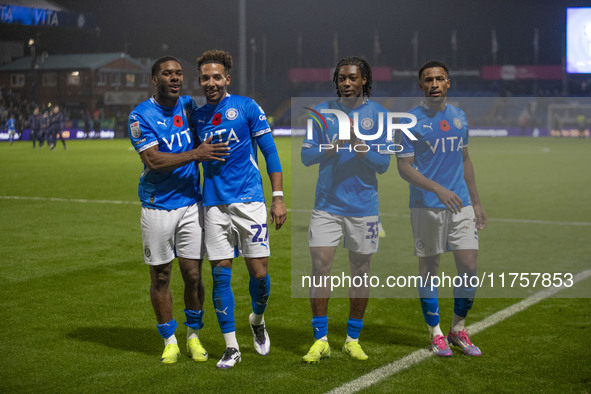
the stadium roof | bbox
[0,53,148,72]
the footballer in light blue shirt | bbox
[192,49,286,369]
[194,93,272,206]
[301,98,394,217]
[128,56,228,364]
[130,94,200,210]
[396,60,487,358]
[396,101,471,210]
[301,57,394,364]
[6,114,16,145]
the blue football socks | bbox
[249,272,270,315]
[212,266,235,334]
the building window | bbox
[139,72,149,87]
[111,72,121,86]
[42,72,57,86]
[125,73,135,87]
[10,73,25,87]
[96,71,106,86]
[67,71,81,86]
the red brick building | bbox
[0,52,200,115]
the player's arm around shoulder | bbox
[187,103,231,163]
[139,137,229,172]
[462,147,487,230]
[193,135,230,162]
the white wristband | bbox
[272,191,284,197]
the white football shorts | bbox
[140,203,205,265]
[204,202,270,260]
[308,209,379,254]
[410,205,479,257]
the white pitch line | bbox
[2,196,591,227]
[0,195,140,205]
[327,268,591,394]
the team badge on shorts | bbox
[453,117,463,129]
[130,121,141,138]
[360,117,374,130]
[415,239,425,251]
[144,248,151,258]
[225,108,238,120]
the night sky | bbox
[28,0,590,74]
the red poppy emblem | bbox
[212,113,222,126]
[173,115,183,127]
[440,120,450,132]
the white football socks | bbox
[249,312,264,326]
[223,331,239,350]
[187,327,199,341]
[428,324,444,339]
[451,314,466,334]
[164,334,178,346]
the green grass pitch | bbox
[0,137,589,392]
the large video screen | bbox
[567,7,591,74]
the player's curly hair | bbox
[151,56,180,77]
[418,60,450,80]
[196,50,233,73]
[332,56,372,97]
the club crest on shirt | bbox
[130,121,141,138]
[360,117,374,130]
[225,108,238,121]
[453,117,463,129]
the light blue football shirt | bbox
[301,99,394,217]
[128,95,201,210]
[192,94,272,206]
[396,102,471,209]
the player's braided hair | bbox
[332,56,373,97]
[418,60,450,80]
[151,56,180,77]
[196,50,233,73]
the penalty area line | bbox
[327,268,591,394]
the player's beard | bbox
[205,87,226,105]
